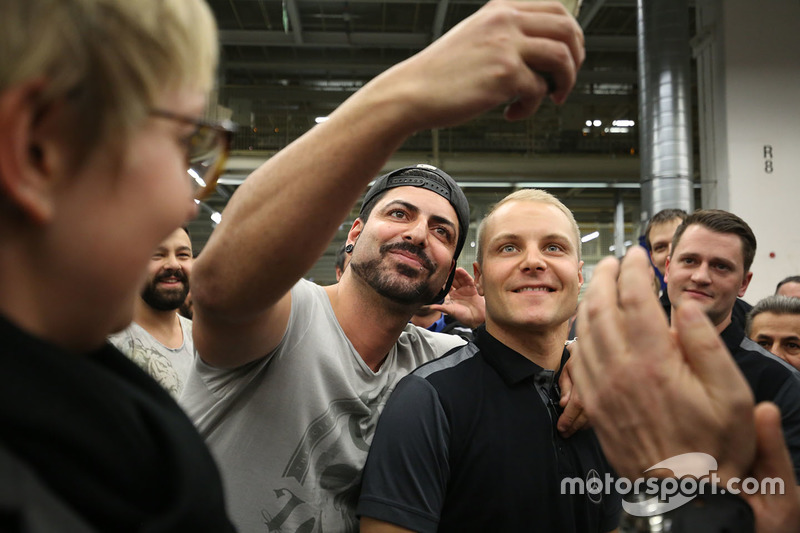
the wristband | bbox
[620,490,754,532]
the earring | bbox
[345,244,354,253]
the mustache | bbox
[155,268,188,285]
[380,241,435,272]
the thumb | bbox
[751,402,793,481]
[674,301,751,397]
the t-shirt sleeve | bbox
[357,375,450,533]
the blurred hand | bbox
[570,246,756,483]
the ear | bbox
[663,256,671,284]
[347,218,364,246]
[0,79,61,225]
[577,260,584,287]
[738,271,753,298]
[473,261,484,296]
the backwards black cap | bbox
[359,164,470,303]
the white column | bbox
[695,0,800,301]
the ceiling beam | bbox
[219,29,636,51]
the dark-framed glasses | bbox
[150,109,237,201]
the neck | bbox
[671,305,732,335]
[485,321,569,370]
[133,298,184,348]
[328,272,420,371]
[0,232,131,353]
[410,309,442,329]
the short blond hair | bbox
[0,0,218,165]
[476,189,582,264]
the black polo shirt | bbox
[721,320,800,482]
[357,326,621,532]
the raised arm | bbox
[192,0,584,368]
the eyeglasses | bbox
[150,109,237,201]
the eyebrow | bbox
[675,251,734,265]
[384,200,457,232]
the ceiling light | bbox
[581,231,600,243]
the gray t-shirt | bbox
[109,315,193,398]
[180,279,465,533]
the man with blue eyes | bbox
[663,209,800,483]
[110,227,195,397]
[357,189,621,533]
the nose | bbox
[690,262,711,284]
[402,218,428,247]
[163,252,182,271]
[771,342,784,358]
[520,247,546,272]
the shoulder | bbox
[398,324,467,358]
[410,341,480,381]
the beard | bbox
[350,241,440,306]
[141,269,190,311]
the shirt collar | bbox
[474,325,570,386]
[720,319,745,353]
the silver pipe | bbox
[637,0,695,223]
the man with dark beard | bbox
[181,165,479,532]
[110,227,194,397]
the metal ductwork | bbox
[637,0,695,223]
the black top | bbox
[357,326,621,532]
[720,320,800,482]
[0,314,234,532]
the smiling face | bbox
[665,224,752,330]
[474,200,583,338]
[347,186,458,306]
[750,312,800,370]
[141,228,193,311]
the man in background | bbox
[110,227,194,397]
[777,276,800,299]
[747,295,800,371]
[644,208,687,283]
[664,209,800,480]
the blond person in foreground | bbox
[571,247,800,532]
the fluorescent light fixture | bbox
[581,231,600,243]
[188,168,206,187]
[592,119,602,127]
[607,127,630,134]
[612,119,635,127]
[210,211,222,224]
[315,116,329,124]
[458,181,514,188]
